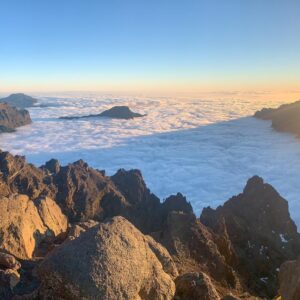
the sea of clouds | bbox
[0,94,300,226]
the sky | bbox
[0,0,300,98]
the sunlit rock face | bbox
[0,194,67,259]
[38,216,177,300]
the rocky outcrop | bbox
[0,103,31,133]
[175,272,220,300]
[0,194,67,259]
[0,93,37,109]
[279,258,300,300]
[1,151,299,299]
[0,152,173,232]
[254,100,300,136]
[60,105,145,120]
[38,216,177,300]
[200,176,300,298]
[0,252,21,300]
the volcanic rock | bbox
[38,216,177,300]
[279,258,300,300]
[0,103,31,133]
[200,176,300,298]
[0,93,37,108]
[175,272,220,300]
[0,252,21,271]
[0,194,67,259]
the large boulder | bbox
[279,259,300,300]
[0,195,67,259]
[200,176,300,298]
[38,216,177,300]
[0,103,31,133]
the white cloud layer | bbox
[0,94,299,227]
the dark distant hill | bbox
[61,105,145,120]
[0,93,38,108]
[254,100,300,136]
[0,103,32,132]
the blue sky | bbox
[0,0,300,94]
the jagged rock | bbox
[66,220,99,241]
[279,258,300,300]
[0,103,31,133]
[111,168,163,232]
[0,93,38,108]
[254,100,300,136]
[38,216,177,300]
[51,160,127,222]
[1,150,299,299]
[152,210,238,290]
[41,159,60,174]
[0,252,21,271]
[200,176,300,298]
[0,195,67,259]
[175,272,220,300]
[60,105,145,120]
[0,152,187,232]
[34,197,68,236]
[0,151,50,199]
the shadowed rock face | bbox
[0,103,31,133]
[254,100,300,136]
[38,216,177,300]
[60,105,145,120]
[0,93,38,109]
[201,176,300,298]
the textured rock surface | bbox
[0,151,299,299]
[254,100,300,136]
[0,93,37,108]
[175,272,220,300]
[279,258,300,300]
[34,197,68,236]
[38,216,177,300]
[201,176,300,298]
[0,194,67,259]
[0,252,21,271]
[0,103,31,133]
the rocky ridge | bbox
[0,103,31,133]
[254,100,300,136]
[0,150,298,299]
